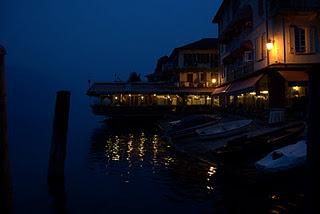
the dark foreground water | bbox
[5,72,304,214]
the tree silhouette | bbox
[128,72,141,82]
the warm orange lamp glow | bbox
[211,78,217,84]
[266,41,274,50]
[293,86,300,91]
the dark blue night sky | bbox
[1,0,221,83]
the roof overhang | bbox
[212,84,231,96]
[212,0,230,23]
[227,74,264,95]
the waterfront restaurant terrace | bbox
[87,82,216,118]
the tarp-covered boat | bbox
[213,122,305,161]
[196,119,252,140]
[255,140,306,172]
[162,114,220,139]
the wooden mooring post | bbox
[305,67,320,214]
[48,91,71,187]
[0,46,13,213]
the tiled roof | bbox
[169,38,219,60]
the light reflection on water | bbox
[88,123,218,204]
[87,122,304,213]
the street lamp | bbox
[266,40,274,51]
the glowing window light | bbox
[260,91,269,94]
[250,92,256,96]
[293,86,300,91]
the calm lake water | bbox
[5,72,304,214]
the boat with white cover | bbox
[255,140,306,172]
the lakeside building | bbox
[87,82,215,118]
[147,38,219,88]
[212,0,320,120]
[87,39,220,118]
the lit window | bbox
[294,27,306,53]
[200,73,206,81]
[187,73,193,83]
[290,26,316,54]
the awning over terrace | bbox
[212,84,230,96]
[227,74,264,95]
[278,71,309,82]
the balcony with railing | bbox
[221,29,253,60]
[219,4,253,43]
[226,62,254,82]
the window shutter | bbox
[307,27,316,53]
[262,33,266,59]
[255,37,261,61]
[289,26,295,54]
[255,38,259,61]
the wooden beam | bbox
[0,46,13,213]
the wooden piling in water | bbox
[0,46,13,213]
[48,91,71,185]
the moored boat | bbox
[162,114,221,139]
[255,140,306,172]
[196,119,253,140]
[213,122,305,161]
